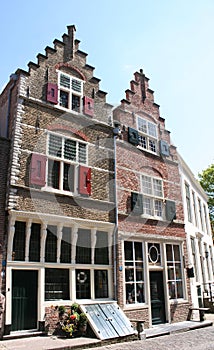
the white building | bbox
[178,154,214,310]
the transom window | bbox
[137,116,157,153]
[141,175,164,217]
[58,72,83,112]
[47,133,87,193]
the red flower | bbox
[70,314,76,320]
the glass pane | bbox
[72,79,82,92]
[134,242,143,261]
[174,245,180,261]
[175,263,182,279]
[136,268,143,281]
[76,269,90,299]
[13,221,26,261]
[29,223,40,262]
[72,95,80,112]
[124,241,133,261]
[60,74,70,88]
[148,122,157,138]
[136,283,145,303]
[149,139,156,152]
[138,135,147,148]
[153,179,163,197]
[95,231,109,265]
[63,163,75,192]
[167,265,174,280]
[168,282,176,299]
[126,284,135,304]
[125,268,134,282]
[142,175,152,194]
[64,139,76,161]
[177,281,183,298]
[61,227,71,263]
[78,143,87,164]
[138,118,147,133]
[48,160,60,189]
[143,197,152,215]
[166,244,173,261]
[94,270,108,298]
[76,229,91,264]
[45,226,57,262]
[154,200,162,217]
[48,134,62,157]
[60,90,69,108]
[45,268,69,300]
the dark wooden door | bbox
[12,270,38,331]
[150,271,166,325]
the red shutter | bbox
[30,153,47,186]
[83,96,94,117]
[46,83,58,104]
[79,165,91,196]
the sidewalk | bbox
[0,314,213,350]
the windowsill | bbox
[55,104,81,114]
[137,145,158,156]
[140,214,164,221]
[169,299,189,304]
[123,303,148,311]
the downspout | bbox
[6,74,18,138]
[113,124,121,300]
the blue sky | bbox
[0,0,213,177]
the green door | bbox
[12,270,38,331]
[150,271,166,325]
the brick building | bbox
[0,25,115,335]
[0,24,213,337]
[112,70,191,327]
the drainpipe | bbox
[112,124,121,301]
[5,74,18,138]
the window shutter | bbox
[160,140,170,156]
[128,127,139,145]
[46,83,58,104]
[165,200,176,221]
[131,192,143,215]
[30,153,47,186]
[79,165,91,196]
[187,267,195,278]
[83,96,94,117]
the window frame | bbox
[137,116,158,154]
[166,244,184,300]
[141,174,164,219]
[46,132,88,195]
[57,71,84,112]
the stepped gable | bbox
[13,25,113,124]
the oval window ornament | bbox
[149,245,159,263]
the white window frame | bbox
[141,174,164,219]
[45,132,88,195]
[166,243,184,300]
[57,71,84,112]
[137,116,158,154]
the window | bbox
[45,268,69,300]
[95,270,108,298]
[58,72,83,112]
[191,237,198,282]
[198,198,205,231]
[124,241,145,304]
[192,191,198,227]
[47,133,87,193]
[76,229,91,264]
[141,175,164,218]
[203,204,209,234]
[29,223,41,262]
[137,116,157,153]
[185,183,192,222]
[76,269,91,299]
[45,225,57,262]
[13,221,26,261]
[61,227,71,263]
[95,231,109,265]
[166,244,183,299]
[148,243,161,265]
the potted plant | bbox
[78,312,88,336]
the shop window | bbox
[13,221,26,261]
[29,223,41,262]
[124,241,145,304]
[166,244,183,299]
[45,268,69,300]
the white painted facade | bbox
[178,154,214,311]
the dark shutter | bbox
[165,200,176,221]
[79,165,91,196]
[46,83,58,104]
[128,127,139,145]
[187,267,195,278]
[131,192,143,215]
[160,140,170,156]
[83,96,94,117]
[30,153,47,186]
